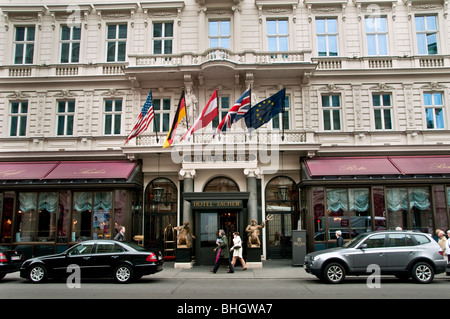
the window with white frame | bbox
[104,99,122,135]
[372,93,392,130]
[153,98,171,132]
[14,26,35,64]
[10,101,28,137]
[106,24,127,62]
[212,96,230,129]
[267,19,288,51]
[153,22,173,54]
[415,15,438,55]
[424,92,444,129]
[60,25,81,63]
[365,16,388,56]
[322,94,341,131]
[272,95,290,130]
[57,100,75,136]
[316,18,338,57]
[209,20,230,49]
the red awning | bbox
[0,161,138,180]
[389,156,450,175]
[305,157,402,176]
[0,162,58,180]
[44,161,138,180]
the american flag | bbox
[214,87,251,137]
[124,90,154,144]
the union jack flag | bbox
[124,90,154,144]
[214,87,251,137]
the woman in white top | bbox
[230,232,247,270]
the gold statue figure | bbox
[173,221,196,248]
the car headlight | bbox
[310,255,320,261]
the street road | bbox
[1,270,449,299]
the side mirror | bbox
[360,244,368,249]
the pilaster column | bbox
[244,168,260,224]
[179,169,196,229]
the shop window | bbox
[1,192,14,243]
[265,176,299,258]
[72,192,92,241]
[145,178,177,251]
[37,192,57,241]
[434,185,448,230]
[15,192,37,242]
[57,191,71,243]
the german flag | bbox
[163,90,186,148]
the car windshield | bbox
[343,233,370,248]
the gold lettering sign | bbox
[192,200,242,209]
[0,169,26,177]
[429,163,450,170]
[338,164,367,171]
[73,168,107,175]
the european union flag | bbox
[244,88,285,131]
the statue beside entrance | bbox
[245,219,265,247]
[174,221,196,248]
[245,215,274,247]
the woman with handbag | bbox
[230,232,247,270]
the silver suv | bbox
[304,230,447,284]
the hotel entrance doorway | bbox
[196,210,239,266]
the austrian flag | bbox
[181,89,218,141]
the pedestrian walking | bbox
[211,229,234,273]
[436,229,447,261]
[230,232,247,271]
[114,226,125,241]
[336,230,344,247]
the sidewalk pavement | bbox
[152,259,310,279]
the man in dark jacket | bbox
[211,229,234,273]
[336,230,344,247]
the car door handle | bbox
[409,251,415,255]
[83,256,90,260]
[379,253,385,256]
[111,255,119,259]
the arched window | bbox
[144,178,177,255]
[265,176,299,259]
[203,176,239,192]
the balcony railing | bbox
[135,130,309,147]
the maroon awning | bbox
[44,161,138,180]
[0,161,58,180]
[389,156,450,175]
[304,157,402,176]
[0,161,138,180]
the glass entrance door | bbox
[197,211,238,265]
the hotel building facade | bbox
[1,0,450,264]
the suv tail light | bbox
[146,253,157,262]
[0,253,7,263]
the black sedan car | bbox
[0,246,24,280]
[20,240,164,283]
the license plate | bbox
[11,255,21,261]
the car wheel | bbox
[323,262,346,284]
[114,264,133,284]
[411,262,434,284]
[29,264,47,283]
